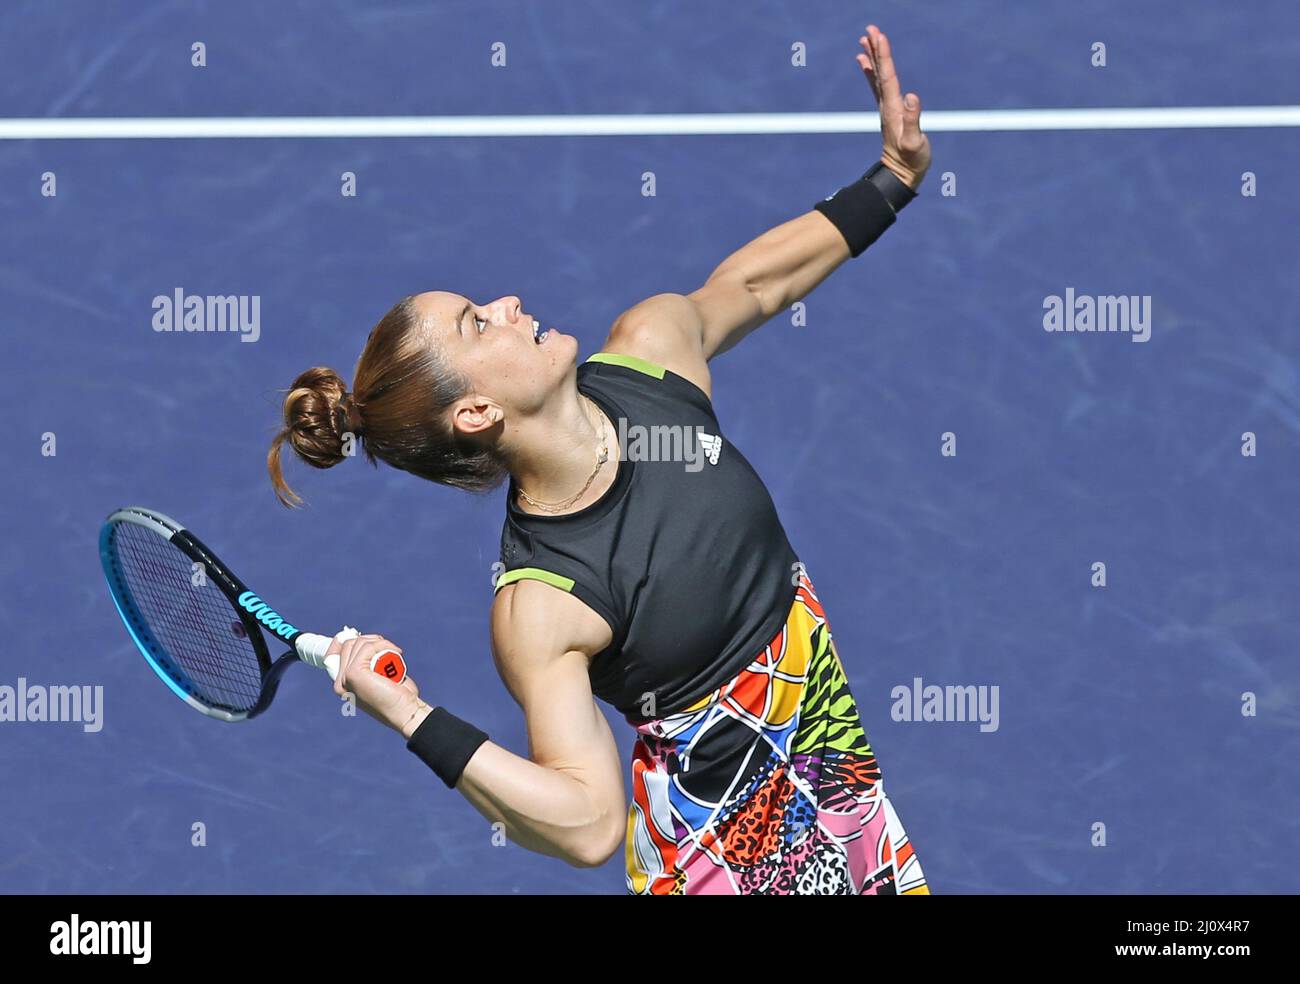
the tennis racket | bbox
[99,506,407,723]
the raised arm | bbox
[601,25,931,388]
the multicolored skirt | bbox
[624,570,930,895]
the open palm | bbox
[857,24,931,189]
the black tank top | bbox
[496,352,801,721]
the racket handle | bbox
[296,627,408,685]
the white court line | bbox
[0,106,1298,139]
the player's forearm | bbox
[706,209,850,323]
[453,740,621,867]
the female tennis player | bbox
[268,26,931,895]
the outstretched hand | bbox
[857,24,931,189]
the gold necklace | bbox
[517,396,610,513]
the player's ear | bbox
[451,397,503,438]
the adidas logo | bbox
[699,431,723,465]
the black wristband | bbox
[813,161,917,258]
[863,160,918,214]
[406,706,489,789]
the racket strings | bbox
[109,522,264,711]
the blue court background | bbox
[1,0,1297,893]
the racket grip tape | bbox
[295,627,408,685]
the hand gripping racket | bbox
[99,506,406,723]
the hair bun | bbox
[267,366,359,506]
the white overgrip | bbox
[295,626,358,681]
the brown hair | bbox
[267,295,508,507]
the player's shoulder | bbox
[599,293,712,400]
[490,576,612,663]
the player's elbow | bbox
[565,818,625,869]
[705,266,775,318]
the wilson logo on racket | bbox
[237,591,299,639]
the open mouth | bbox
[531,318,550,344]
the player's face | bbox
[412,290,579,430]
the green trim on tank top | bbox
[585,351,666,379]
[494,567,577,594]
